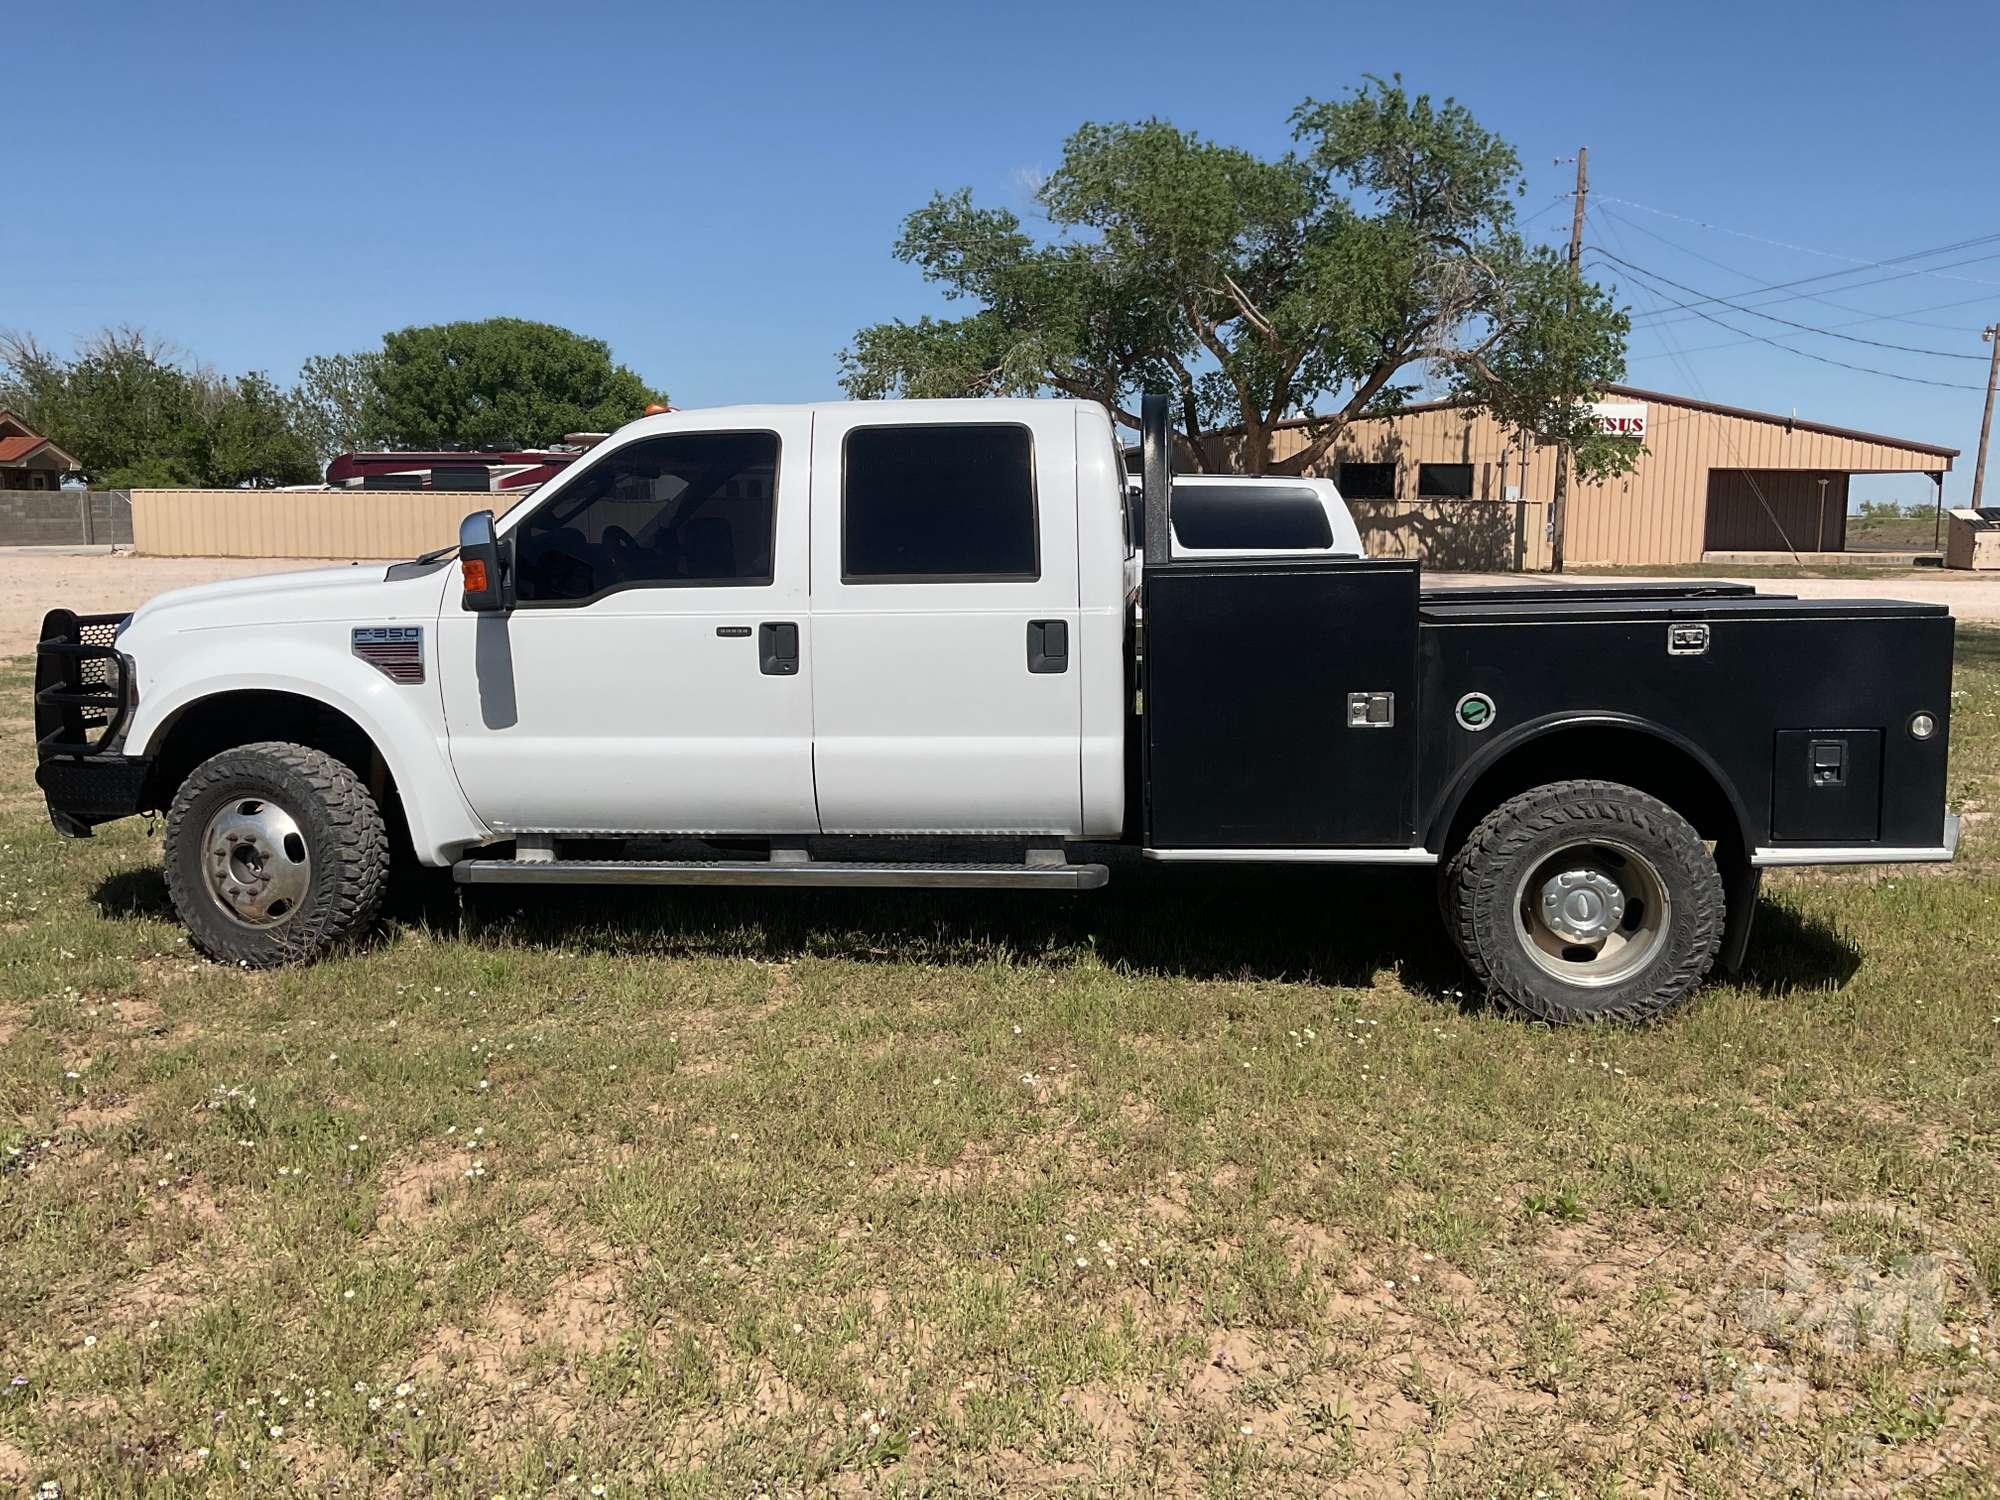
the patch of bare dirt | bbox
[894,1137,1043,1195]
[535,1264,625,1355]
[170,1178,227,1231]
[1531,1220,1702,1309]
[107,1262,206,1325]
[111,996,164,1031]
[373,1154,465,1230]
[413,1262,631,1389]
[63,1096,140,1131]
[57,1394,121,1422]
[0,1441,35,1487]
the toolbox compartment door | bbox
[1144,559,1419,847]
[1771,728,1883,843]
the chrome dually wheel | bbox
[200,796,313,925]
[1511,839,1669,989]
[164,741,389,967]
[1444,779,1725,1024]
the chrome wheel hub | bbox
[1512,839,1670,990]
[201,798,311,926]
[1538,867,1627,945]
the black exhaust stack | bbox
[1140,392,1173,567]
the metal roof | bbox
[1266,384,1960,460]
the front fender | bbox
[124,639,488,865]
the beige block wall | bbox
[131,489,498,559]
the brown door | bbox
[1703,470,1849,552]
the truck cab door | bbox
[807,407,1083,835]
[437,414,818,836]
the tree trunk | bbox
[1179,388,1207,473]
[1240,415,1268,475]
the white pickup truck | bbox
[36,395,1957,1023]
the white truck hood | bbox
[121,562,451,643]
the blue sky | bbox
[10,0,1998,504]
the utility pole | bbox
[1548,147,1588,573]
[1974,322,2000,511]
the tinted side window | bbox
[1417,463,1474,499]
[512,431,778,602]
[1172,484,1334,550]
[1338,461,1396,501]
[843,424,1038,581]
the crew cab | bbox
[35,395,1958,1022]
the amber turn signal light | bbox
[462,558,489,593]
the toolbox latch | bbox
[1346,691,1395,729]
[1809,739,1847,787]
[1668,623,1710,656]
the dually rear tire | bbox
[1444,779,1724,1024]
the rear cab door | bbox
[808,403,1083,835]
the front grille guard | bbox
[35,609,131,759]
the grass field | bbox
[3,637,1999,1498]
[1846,507,1944,554]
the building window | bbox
[843,424,1038,582]
[1338,462,1396,501]
[511,429,779,603]
[1417,463,1475,500]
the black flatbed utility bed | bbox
[1140,556,1954,861]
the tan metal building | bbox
[1214,383,1957,570]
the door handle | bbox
[759,621,799,676]
[1027,619,1068,674]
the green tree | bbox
[289,350,384,466]
[2,329,326,487]
[1,327,208,486]
[842,77,1637,478]
[365,318,665,450]
[204,371,321,487]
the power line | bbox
[1622,288,2000,361]
[1597,205,1988,333]
[1587,250,1992,392]
[1627,242,2000,334]
[1589,208,1807,561]
[1624,290,2000,360]
[1591,247,1993,360]
[1517,191,1573,232]
[1597,194,2000,290]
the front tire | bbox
[163,742,390,967]
[1445,780,1724,1024]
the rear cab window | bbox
[1172,482,1334,551]
[841,424,1038,582]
